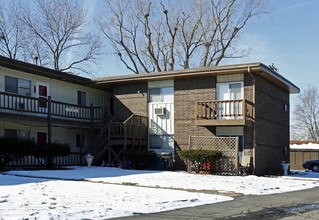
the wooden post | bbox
[235,137,239,175]
[108,123,111,163]
[242,99,246,119]
[195,102,198,120]
[89,103,94,154]
[47,96,52,144]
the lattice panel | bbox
[189,136,239,175]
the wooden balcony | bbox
[195,99,254,126]
[0,91,106,125]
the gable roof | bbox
[93,62,300,93]
[0,55,93,86]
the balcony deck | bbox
[195,99,254,126]
[0,91,106,126]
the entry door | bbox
[37,132,47,145]
[36,83,49,112]
[217,82,243,119]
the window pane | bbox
[162,87,174,103]
[18,79,31,96]
[5,76,18,93]
[4,129,17,138]
[78,91,87,105]
[162,135,174,150]
[149,135,162,149]
[17,130,31,139]
[229,83,242,100]
[149,88,161,102]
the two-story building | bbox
[0,56,109,165]
[0,56,299,175]
[94,63,299,175]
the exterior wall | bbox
[113,82,148,122]
[255,74,290,175]
[174,76,217,152]
[0,120,89,153]
[0,67,108,106]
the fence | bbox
[189,136,239,175]
[3,152,82,168]
[290,149,319,170]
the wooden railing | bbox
[196,99,254,120]
[3,152,82,167]
[0,91,105,121]
[88,114,148,164]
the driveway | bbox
[116,186,319,219]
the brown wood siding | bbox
[255,74,290,175]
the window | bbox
[217,82,243,101]
[76,134,85,148]
[149,87,173,103]
[5,76,31,96]
[77,91,87,106]
[4,129,31,139]
[149,135,174,150]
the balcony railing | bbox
[195,99,254,126]
[0,91,106,121]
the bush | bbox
[0,137,37,170]
[179,149,223,173]
[33,142,70,168]
[125,149,156,169]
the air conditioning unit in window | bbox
[154,107,166,116]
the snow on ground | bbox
[2,167,319,219]
[0,174,232,219]
[5,167,319,195]
[290,143,319,149]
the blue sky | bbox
[84,0,318,108]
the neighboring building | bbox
[0,56,109,165]
[0,56,299,175]
[94,63,299,175]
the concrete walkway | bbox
[115,186,319,220]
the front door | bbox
[37,132,47,145]
[36,82,49,112]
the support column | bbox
[47,96,52,144]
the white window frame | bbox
[148,87,174,103]
[217,81,244,101]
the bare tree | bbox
[18,0,101,74]
[98,0,267,74]
[0,0,26,59]
[292,85,319,141]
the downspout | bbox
[248,67,256,174]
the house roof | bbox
[0,56,299,94]
[0,55,93,86]
[93,62,300,94]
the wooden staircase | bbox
[85,114,148,165]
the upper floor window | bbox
[217,82,243,101]
[149,87,173,103]
[77,91,87,106]
[5,76,31,96]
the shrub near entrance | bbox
[0,137,36,170]
[180,149,223,173]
